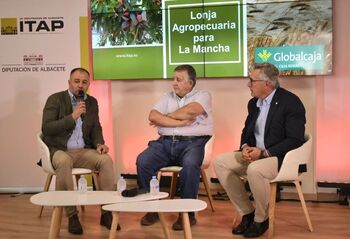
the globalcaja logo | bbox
[1,18,18,35]
[257,49,272,62]
[255,45,324,71]
[1,16,64,35]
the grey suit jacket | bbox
[41,90,104,158]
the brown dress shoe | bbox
[140,212,159,226]
[172,213,197,231]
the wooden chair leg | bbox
[268,182,277,239]
[38,173,53,217]
[92,172,100,191]
[294,180,313,232]
[157,171,162,181]
[232,213,241,228]
[170,172,179,199]
[200,169,215,212]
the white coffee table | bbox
[30,191,168,239]
[103,199,207,239]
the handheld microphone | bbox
[77,90,85,121]
[77,90,85,101]
[121,187,149,197]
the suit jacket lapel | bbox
[63,90,73,115]
[265,88,281,134]
[247,99,260,137]
[252,106,260,128]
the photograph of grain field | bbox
[247,0,332,75]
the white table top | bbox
[102,199,207,213]
[30,191,168,206]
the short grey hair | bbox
[253,63,280,88]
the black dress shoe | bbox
[140,212,159,226]
[68,214,83,235]
[172,213,197,231]
[243,218,269,238]
[100,212,121,230]
[232,211,255,235]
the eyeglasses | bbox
[249,77,265,84]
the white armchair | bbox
[268,133,313,238]
[37,132,99,217]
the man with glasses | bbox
[214,63,306,238]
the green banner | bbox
[165,0,245,78]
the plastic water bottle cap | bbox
[152,176,156,179]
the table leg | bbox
[159,212,171,239]
[182,212,192,239]
[56,207,63,237]
[49,206,62,239]
[109,212,119,239]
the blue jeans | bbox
[136,136,210,200]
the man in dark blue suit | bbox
[214,63,306,238]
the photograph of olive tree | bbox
[91,0,163,47]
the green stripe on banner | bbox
[80,16,89,70]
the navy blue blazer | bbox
[240,87,306,170]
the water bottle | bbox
[117,176,126,194]
[78,175,87,193]
[150,176,159,195]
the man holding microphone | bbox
[41,67,116,235]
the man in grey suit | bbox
[214,63,306,238]
[41,67,116,235]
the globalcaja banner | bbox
[90,0,332,80]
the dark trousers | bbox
[136,136,210,206]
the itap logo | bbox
[257,49,272,62]
[1,18,18,35]
[1,17,64,35]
